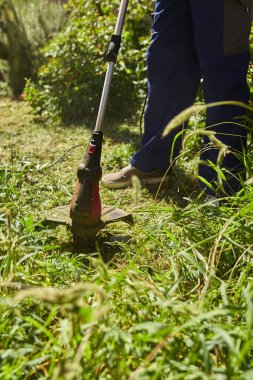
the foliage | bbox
[0,0,65,96]
[24,0,153,124]
[1,98,253,379]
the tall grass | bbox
[1,99,253,379]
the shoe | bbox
[101,165,169,189]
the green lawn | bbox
[1,98,253,379]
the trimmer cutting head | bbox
[43,130,133,246]
[44,203,134,245]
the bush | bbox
[0,0,66,96]
[25,0,153,124]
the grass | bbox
[1,98,253,379]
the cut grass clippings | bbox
[1,98,253,379]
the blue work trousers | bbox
[131,0,252,195]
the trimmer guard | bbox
[44,204,134,243]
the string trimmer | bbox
[44,0,133,245]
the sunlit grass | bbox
[1,99,253,379]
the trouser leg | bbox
[131,0,201,172]
[190,0,251,195]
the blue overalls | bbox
[131,0,252,195]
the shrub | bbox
[0,0,65,96]
[25,0,153,124]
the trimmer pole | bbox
[95,0,129,132]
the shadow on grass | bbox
[55,234,130,264]
[103,120,141,146]
[144,167,200,208]
[65,116,141,146]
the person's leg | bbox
[190,0,251,196]
[130,0,201,172]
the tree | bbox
[0,0,32,96]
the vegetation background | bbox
[0,1,253,379]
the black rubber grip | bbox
[106,35,122,62]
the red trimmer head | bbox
[69,130,133,244]
[70,131,104,239]
[45,130,133,245]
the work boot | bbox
[101,165,169,189]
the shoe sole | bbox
[101,176,170,189]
